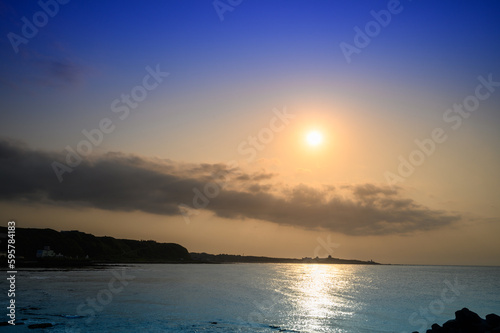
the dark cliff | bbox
[0,226,191,264]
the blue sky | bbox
[2,1,500,148]
[1,0,500,264]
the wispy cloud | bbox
[33,57,87,88]
[47,59,84,85]
[2,40,89,90]
[0,139,460,235]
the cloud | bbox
[0,139,461,235]
[4,40,89,89]
[351,183,398,197]
[236,172,276,182]
[47,60,84,86]
[31,58,87,88]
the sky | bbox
[1,0,500,265]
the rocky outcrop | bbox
[414,308,500,333]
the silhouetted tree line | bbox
[0,227,191,264]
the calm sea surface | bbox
[3,264,500,332]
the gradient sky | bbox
[1,0,500,265]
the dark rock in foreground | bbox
[414,308,500,333]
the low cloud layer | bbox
[0,139,460,235]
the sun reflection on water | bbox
[286,264,362,332]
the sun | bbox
[306,130,323,146]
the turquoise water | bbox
[3,264,500,332]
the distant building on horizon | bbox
[36,246,56,258]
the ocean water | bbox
[2,264,500,332]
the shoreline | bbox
[1,259,384,269]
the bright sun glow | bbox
[306,131,323,146]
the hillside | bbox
[0,227,381,267]
[190,252,381,265]
[0,226,191,265]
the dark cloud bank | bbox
[0,139,460,235]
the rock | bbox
[442,319,458,331]
[416,309,499,333]
[28,323,53,329]
[455,307,482,324]
[455,308,488,332]
[430,323,444,332]
[486,313,500,328]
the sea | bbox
[2,264,500,332]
